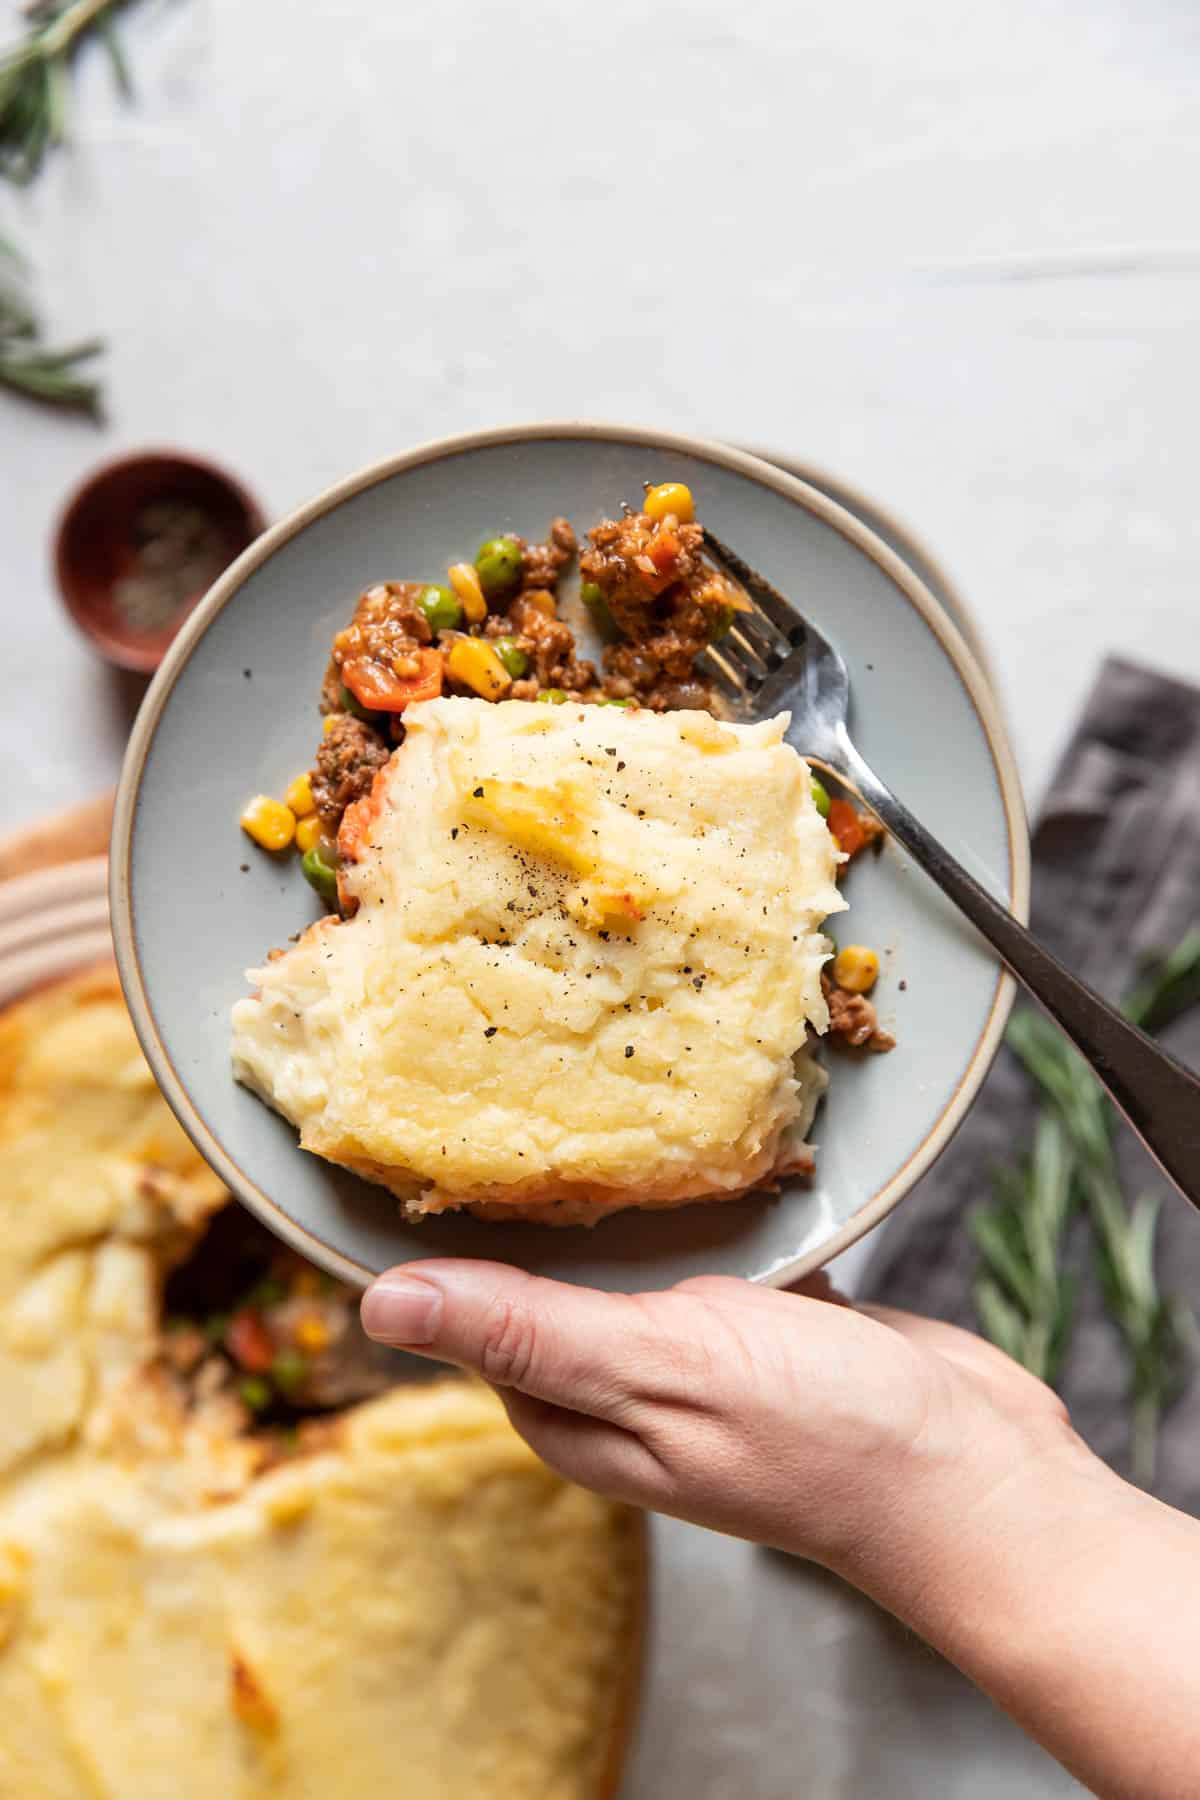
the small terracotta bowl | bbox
[54,451,266,673]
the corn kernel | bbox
[264,1485,313,1527]
[294,814,323,854]
[294,1314,330,1353]
[446,636,512,701]
[520,590,557,618]
[285,774,315,817]
[448,562,488,624]
[832,945,879,994]
[644,481,695,524]
[323,715,338,735]
[240,795,295,852]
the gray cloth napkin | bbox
[861,656,1200,1510]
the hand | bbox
[359,1260,1096,1593]
[363,1261,1200,1800]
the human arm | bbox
[361,1262,1200,1800]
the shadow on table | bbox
[107,666,152,736]
[756,1549,1085,1799]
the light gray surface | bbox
[6,0,1197,1793]
[117,428,1018,1291]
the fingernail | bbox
[361,1273,443,1345]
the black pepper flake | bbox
[624,1045,634,1058]
[242,668,252,679]
[899,979,908,992]
[692,977,704,990]
[473,786,484,798]
[598,931,610,941]
[604,747,617,757]
[451,827,459,839]
[484,1026,498,1038]
[239,863,249,873]
[617,761,626,772]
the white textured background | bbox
[5,0,1199,1791]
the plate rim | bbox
[741,443,996,688]
[110,419,1030,1289]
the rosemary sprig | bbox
[0,234,102,413]
[971,1111,1077,1384]
[1,0,133,186]
[974,932,1200,1488]
[1123,927,1200,1035]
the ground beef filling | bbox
[581,511,738,710]
[160,1206,397,1461]
[311,713,391,835]
[822,973,896,1053]
[521,514,577,591]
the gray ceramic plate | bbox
[111,424,1028,1292]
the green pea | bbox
[810,776,831,819]
[239,1376,272,1412]
[250,1277,288,1309]
[707,602,736,643]
[302,846,339,903]
[493,636,529,679]
[536,688,569,704]
[417,583,463,634]
[270,1350,309,1395]
[580,579,617,640]
[204,1312,230,1344]
[338,684,378,723]
[599,697,635,708]
[474,535,524,600]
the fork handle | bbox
[837,729,1200,1211]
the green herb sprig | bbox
[0,234,101,411]
[974,931,1200,1488]
[0,0,145,412]
[1,0,132,186]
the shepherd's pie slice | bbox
[231,697,844,1224]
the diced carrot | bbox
[226,1309,275,1374]
[827,797,868,858]
[646,524,681,575]
[342,648,444,714]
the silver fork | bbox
[700,527,1200,1212]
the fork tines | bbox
[700,528,805,699]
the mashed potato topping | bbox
[0,973,642,1798]
[232,698,845,1224]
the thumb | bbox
[360,1259,665,1425]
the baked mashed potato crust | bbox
[0,971,643,1800]
[232,697,845,1223]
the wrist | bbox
[840,1432,1130,1664]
